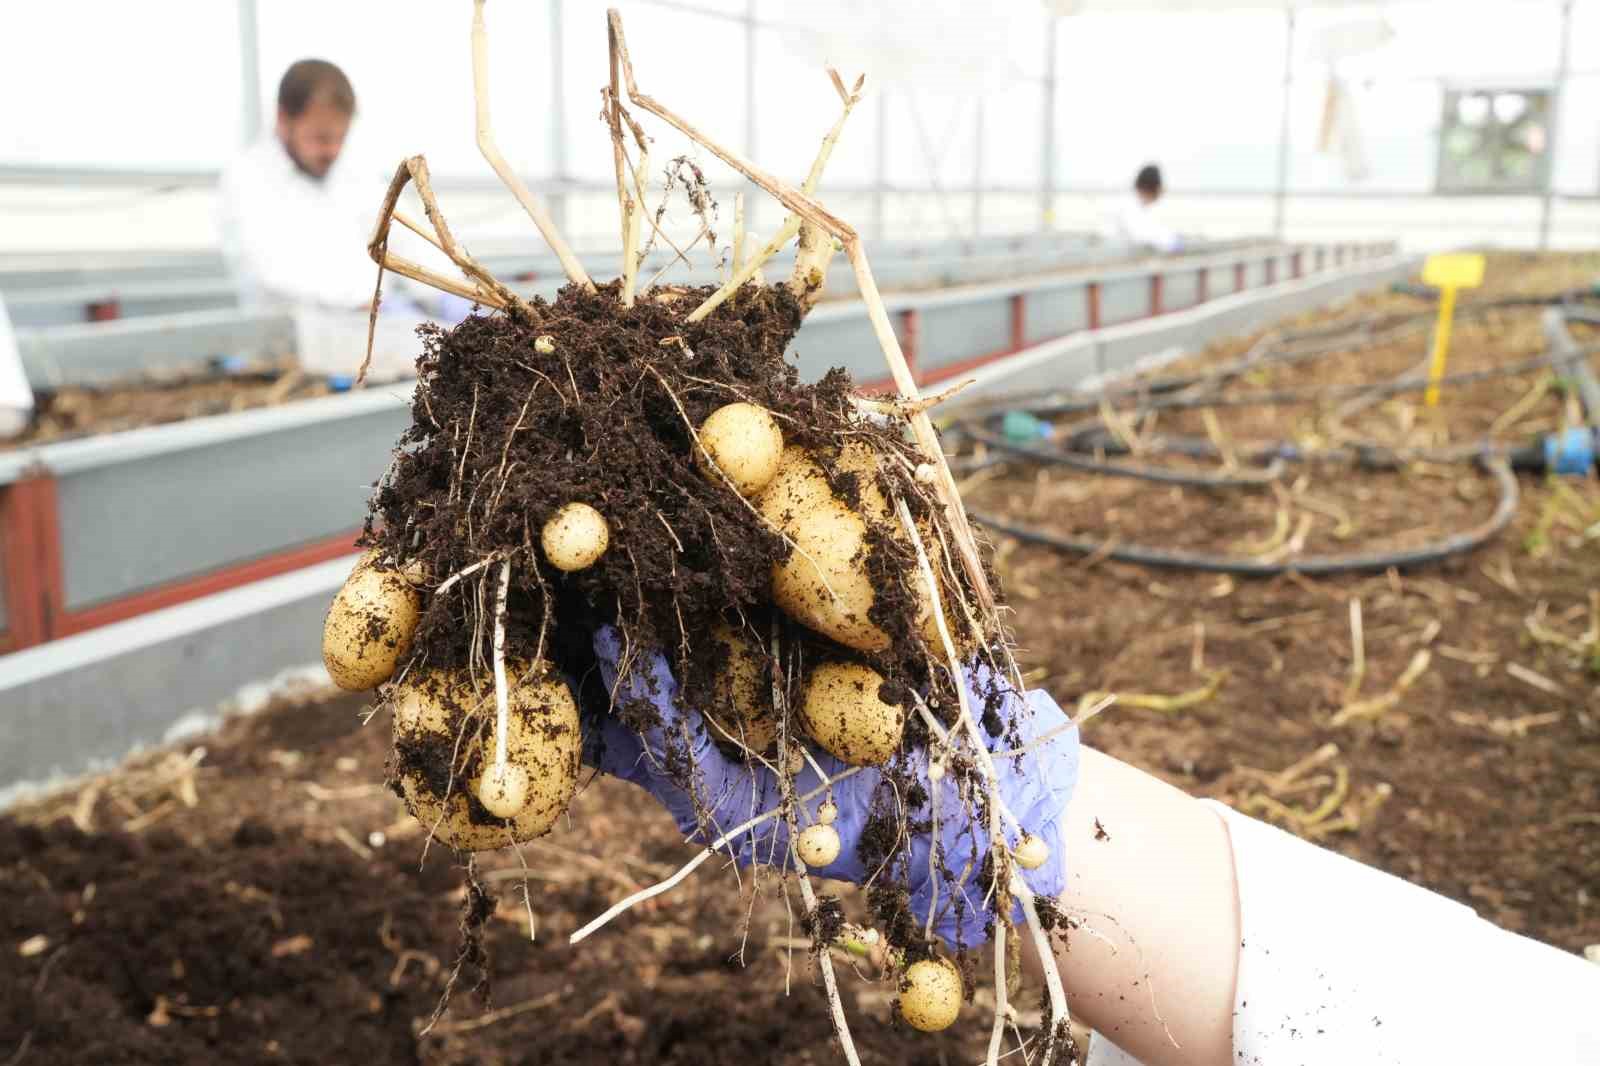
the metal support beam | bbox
[1272,7,1296,240]
[549,0,569,234]
[1041,16,1058,229]
[237,0,262,144]
[744,0,760,229]
[972,99,985,238]
[1540,0,1574,250]
[874,88,889,242]
[744,0,758,160]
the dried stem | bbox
[474,0,592,291]
[607,10,992,625]
[788,70,864,310]
[686,70,861,323]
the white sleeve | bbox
[1089,801,1600,1066]
[0,296,32,438]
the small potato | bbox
[476,762,532,819]
[541,502,610,572]
[1014,834,1050,870]
[758,444,933,653]
[392,665,581,852]
[322,557,421,691]
[796,823,841,867]
[695,402,784,497]
[899,958,963,1032]
[799,661,905,767]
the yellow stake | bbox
[1420,252,1485,407]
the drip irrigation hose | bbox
[946,290,1600,575]
[954,421,1285,487]
[968,457,1518,577]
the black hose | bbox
[969,458,1519,577]
[955,422,1285,488]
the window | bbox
[1435,88,1552,193]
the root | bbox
[491,560,511,773]
[568,766,865,944]
[895,497,1070,1065]
[686,67,861,324]
[771,634,864,1066]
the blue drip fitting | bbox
[1543,427,1597,476]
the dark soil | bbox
[963,251,1600,953]
[0,692,994,1065]
[4,254,1595,1065]
[366,279,983,869]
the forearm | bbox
[1042,750,1600,1066]
[1032,748,1238,1066]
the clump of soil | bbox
[361,279,1001,942]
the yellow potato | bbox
[799,661,905,766]
[758,444,934,653]
[796,823,841,867]
[541,502,610,572]
[704,622,776,754]
[696,402,784,497]
[391,665,581,852]
[899,957,963,1032]
[322,557,421,691]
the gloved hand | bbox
[584,627,1079,949]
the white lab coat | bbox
[217,137,385,312]
[1088,802,1600,1066]
[0,295,32,439]
[1106,197,1181,255]
[216,138,469,380]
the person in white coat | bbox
[1108,164,1182,254]
[218,60,469,380]
[0,295,32,440]
[218,59,379,313]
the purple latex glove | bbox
[585,627,1079,949]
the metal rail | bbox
[0,248,1411,791]
[0,240,1396,657]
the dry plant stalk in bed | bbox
[320,5,1073,1063]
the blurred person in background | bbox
[0,295,32,439]
[1107,163,1182,254]
[218,59,469,380]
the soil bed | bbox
[1,362,329,450]
[962,251,1599,952]
[1,692,994,1065]
[3,254,1594,1065]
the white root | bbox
[771,624,864,1066]
[790,830,863,1066]
[491,559,511,773]
[569,766,865,944]
[896,497,1071,1066]
[433,553,503,598]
